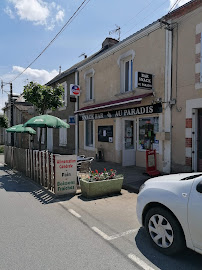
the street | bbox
[0,162,202,270]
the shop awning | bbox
[75,92,153,114]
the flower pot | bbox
[80,177,123,198]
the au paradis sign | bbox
[79,104,162,121]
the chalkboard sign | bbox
[98,126,113,142]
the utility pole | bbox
[10,82,14,146]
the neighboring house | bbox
[0,114,5,145]
[44,66,78,154]
[164,0,202,172]
[3,94,34,148]
[45,46,111,154]
[77,0,202,174]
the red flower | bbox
[110,169,113,171]
[95,169,98,174]
[104,168,106,171]
[92,171,94,173]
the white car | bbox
[136,172,202,256]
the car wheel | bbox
[145,207,185,255]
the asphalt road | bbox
[0,162,202,270]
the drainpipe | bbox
[163,24,172,174]
[75,71,79,155]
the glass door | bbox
[122,120,136,166]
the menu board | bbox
[98,126,113,142]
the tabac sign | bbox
[135,71,153,90]
[79,104,162,121]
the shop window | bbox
[85,120,94,147]
[138,117,159,151]
[59,119,67,146]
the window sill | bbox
[84,145,95,151]
[58,106,66,111]
[59,144,67,147]
[83,99,95,104]
[115,90,136,98]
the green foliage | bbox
[0,115,8,128]
[0,145,4,153]
[23,82,65,115]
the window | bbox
[85,120,94,147]
[37,128,45,144]
[117,50,135,93]
[138,117,159,151]
[125,120,134,149]
[59,82,67,110]
[59,119,67,146]
[124,59,133,92]
[84,68,95,101]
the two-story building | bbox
[76,0,202,174]
[77,27,169,172]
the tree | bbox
[23,82,65,150]
[0,115,8,128]
[23,82,64,115]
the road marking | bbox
[68,209,81,218]
[92,227,111,240]
[128,254,155,270]
[108,228,139,240]
[92,227,138,241]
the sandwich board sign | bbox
[54,155,77,195]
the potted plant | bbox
[80,168,123,198]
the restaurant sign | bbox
[79,103,162,121]
[135,71,153,90]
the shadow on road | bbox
[135,227,202,270]
[0,165,79,205]
[77,192,123,202]
[0,166,57,204]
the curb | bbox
[122,184,139,194]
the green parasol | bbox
[6,124,36,135]
[23,115,70,128]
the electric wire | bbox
[87,0,168,56]
[10,0,91,83]
[168,0,182,14]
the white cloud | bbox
[12,66,58,85]
[5,0,65,30]
[56,10,64,22]
[4,6,15,19]
[169,0,190,9]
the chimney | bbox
[59,66,61,74]
[102,37,119,50]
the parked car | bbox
[136,173,202,256]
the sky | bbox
[0,0,190,112]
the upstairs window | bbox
[117,50,135,93]
[84,69,95,101]
[59,82,67,110]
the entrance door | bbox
[198,110,202,171]
[47,128,53,152]
[122,119,136,166]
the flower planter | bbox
[80,177,123,198]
